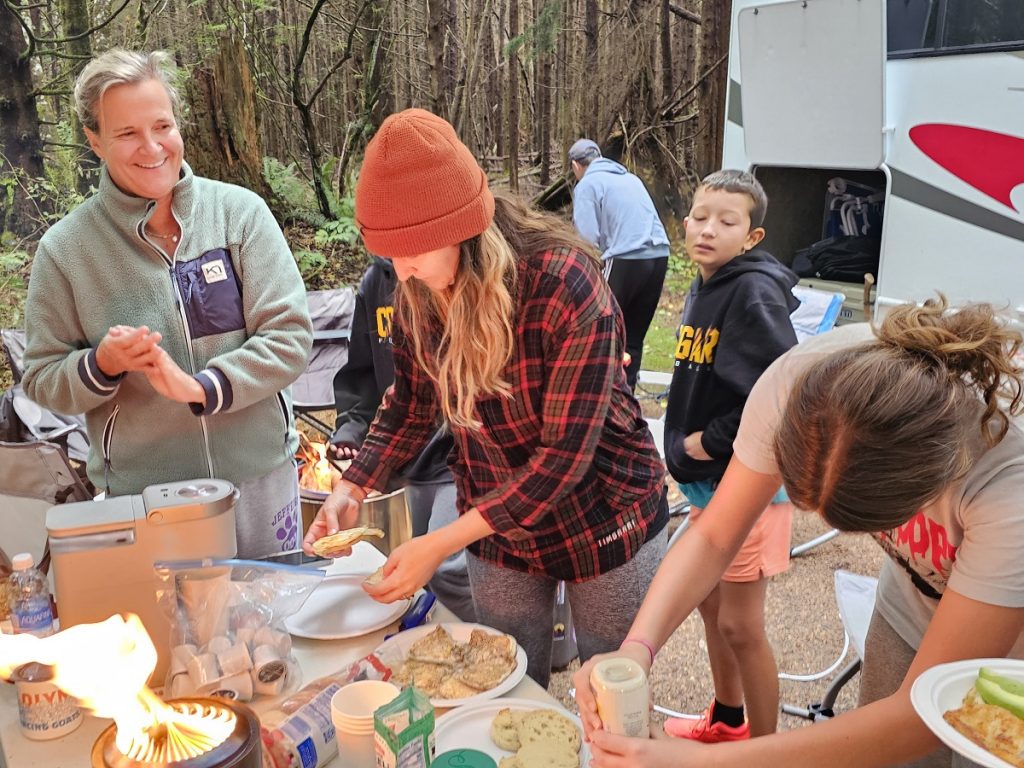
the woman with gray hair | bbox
[22,49,313,559]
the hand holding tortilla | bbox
[301,480,365,557]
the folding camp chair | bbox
[782,569,878,721]
[1,329,90,464]
[0,440,94,573]
[290,288,356,437]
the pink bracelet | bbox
[622,637,656,664]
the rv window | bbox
[887,0,938,53]
[941,0,1024,48]
[889,0,1024,56]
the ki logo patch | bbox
[202,259,228,284]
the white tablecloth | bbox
[0,553,561,767]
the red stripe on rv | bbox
[909,124,1024,212]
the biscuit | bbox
[498,758,519,768]
[514,740,578,768]
[491,707,521,751]
[518,710,582,753]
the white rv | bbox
[722,0,1024,321]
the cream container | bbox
[13,663,82,741]
[589,657,650,738]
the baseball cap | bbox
[568,138,601,162]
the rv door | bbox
[739,0,886,169]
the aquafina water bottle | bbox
[8,553,55,637]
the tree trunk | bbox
[694,0,731,177]
[0,11,48,237]
[58,0,96,191]
[506,0,520,192]
[583,0,598,137]
[181,34,272,202]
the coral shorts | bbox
[688,501,794,583]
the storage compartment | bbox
[754,166,886,324]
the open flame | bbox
[0,614,234,761]
[297,439,344,493]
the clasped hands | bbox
[96,325,204,406]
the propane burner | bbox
[91,697,261,768]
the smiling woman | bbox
[21,49,314,560]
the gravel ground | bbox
[547,509,886,732]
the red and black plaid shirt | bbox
[344,246,667,581]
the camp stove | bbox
[90,697,262,768]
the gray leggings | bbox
[467,529,668,689]
[858,609,979,768]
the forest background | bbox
[0,0,736,389]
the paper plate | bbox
[373,622,527,708]
[285,573,410,640]
[435,697,590,766]
[911,658,1024,768]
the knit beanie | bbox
[355,108,495,258]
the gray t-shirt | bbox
[734,323,1024,649]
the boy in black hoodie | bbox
[331,257,475,622]
[663,170,798,743]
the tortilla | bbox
[310,526,385,557]
[363,566,385,586]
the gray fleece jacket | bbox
[22,162,313,495]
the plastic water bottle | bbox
[8,553,55,637]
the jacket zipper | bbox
[139,212,215,479]
[276,392,290,454]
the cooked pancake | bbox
[456,658,516,691]
[363,566,385,586]
[390,660,447,697]
[467,628,517,664]
[407,626,464,666]
[437,676,482,700]
[311,526,385,557]
[944,687,1024,767]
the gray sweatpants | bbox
[858,609,980,768]
[234,460,301,559]
[467,529,668,689]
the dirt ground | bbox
[546,511,886,731]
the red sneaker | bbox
[664,703,750,743]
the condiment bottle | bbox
[589,657,650,738]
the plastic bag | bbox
[258,652,395,768]
[154,559,324,702]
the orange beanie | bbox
[355,108,494,258]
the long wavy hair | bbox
[394,193,597,429]
[775,295,1023,532]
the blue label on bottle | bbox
[12,598,54,637]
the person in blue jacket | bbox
[569,139,670,389]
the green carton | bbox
[374,686,435,768]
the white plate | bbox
[373,622,527,708]
[435,697,590,766]
[911,658,1024,768]
[285,573,410,640]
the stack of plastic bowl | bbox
[330,680,401,768]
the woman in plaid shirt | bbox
[303,109,668,687]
